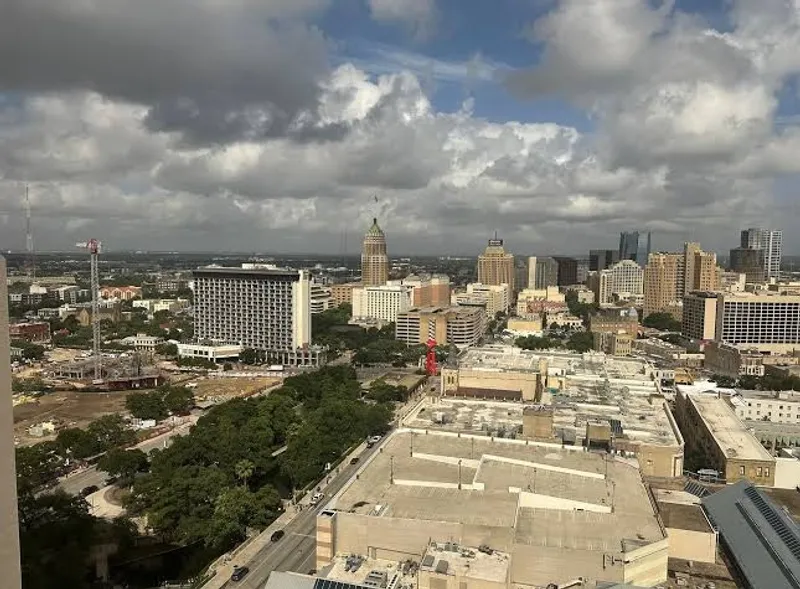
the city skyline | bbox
[2,1,800,254]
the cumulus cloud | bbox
[1,0,800,254]
[0,0,334,144]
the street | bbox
[218,441,384,589]
[58,418,196,495]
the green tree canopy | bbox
[97,448,149,484]
[642,312,681,331]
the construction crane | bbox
[76,239,102,381]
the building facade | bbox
[464,283,510,316]
[330,282,359,307]
[477,237,515,291]
[674,391,775,485]
[389,275,450,307]
[99,285,142,300]
[352,284,413,324]
[0,258,22,589]
[589,260,643,305]
[361,218,389,287]
[9,321,51,343]
[682,292,719,341]
[741,227,782,281]
[192,267,315,366]
[395,306,485,348]
[589,249,620,272]
[530,256,558,289]
[643,243,718,318]
[729,247,765,283]
[552,256,578,286]
[715,293,800,352]
[619,230,651,266]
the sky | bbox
[1,0,800,256]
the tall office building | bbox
[352,284,413,323]
[730,247,765,283]
[361,218,389,287]
[193,266,316,366]
[530,257,559,289]
[552,256,579,286]
[589,249,620,272]
[0,257,22,589]
[477,236,515,292]
[619,231,652,266]
[644,243,717,317]
[740,228,782,280]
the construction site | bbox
[50,353,164,391]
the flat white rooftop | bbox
[689,394,773,461]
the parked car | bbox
[270,530,285,542]
[310,492,324,505]
[231,566,250,582]
[349,457,360,465]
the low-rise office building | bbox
[715,292,800,353]
[9,321,51,344]
[461,283,510,316]
[703,341,800,378]
[589,308,639,336]
[593,331,634,356]
[177,342,243,362]
[730,390,800,425]
[674,390,775,485]
[330,282,359,307]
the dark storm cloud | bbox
[0,0,332,144]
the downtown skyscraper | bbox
[361,218,389,287]
[740,228,782,281]
[619,231,652,267]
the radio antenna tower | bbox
[24,184,35,280]
[76,238,102,381]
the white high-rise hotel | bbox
[741,227,782,281]
[193,266,320,366]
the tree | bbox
[87,414,136,449]
[16,442,62,495]
[163,385,195,415]
[642,312,681,331]
[566,331,594,353]
[234,459,255,488]
[239,348,264,365]
[98,448,149,484]
[18,491,97,589]
[56,427,102,460]
[155,342,178,357]
[126,391,168,421]
[516,335,559,350]
[11,340,46,361]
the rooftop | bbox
[332,430,666,584]
[653,489,714,533]
[420,541,510,584]
[193,266,300,277]
[688,394,773,461]
[455,345,650,378]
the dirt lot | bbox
[13,391,131,446]
[189,376,281,402]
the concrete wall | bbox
[418,570,506,589]
[725,457,775,486]
[622,538,670,587]
[774,457,800,489]
[636,443,684,479]
[665,528,716,563]
[457,370,540,401]
[0,257,22,589]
